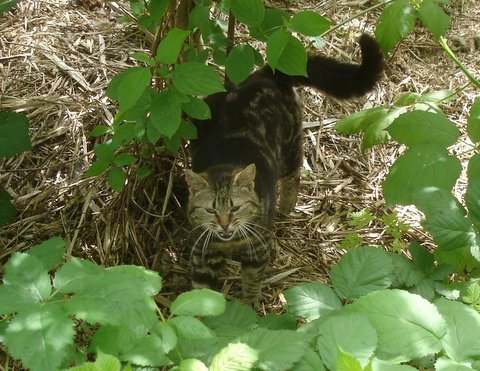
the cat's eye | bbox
[231,205,241,212]
[205,208,216,214]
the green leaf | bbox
[0,187,16,227]
[331,247,395,300]
[210,342,259,371]
[257,313,297,330]
[394,92,422,106]
[182,96,211,120]
[371,358,418,371]
[466,154,480,228]
[203,300,258,333]
[149,0,169,24]
[27,236,66,272]
[287,10,332,36]
[94,142,115,163]
[90,125,112,137]
[317,314,377,370]
[150,89,182,139]
[226,44,255,85]
[171,62,225,96]
[0,111,32,158]
[361,108,406,149]
[345,290,447,360]
[335,107,389,134]
[156,28,190,64]
[107,67,151,112]
[291,349,326,371]
[239,329,309,371]
[387,111,460,147]
[266,31,307,76]
[169,316,216,340]
[108,166,126,192]
[113,153,137,166]
[120,332,173,367]
[413,187,477,252]
[3,252,52,302]
[4,303,75,371]
[375,0,417,54]
[175,358,208,371]
[249,8,289,41]
[69,352,122,371]
[283,282,341,321]
[231,0,265,27]
[188,5,210,29]
[435,357,477,370]
[436,298,480,363]
[382,144,462,206]
[418,0,451,39]
[467,98,480,143]
[85,159,109,178]
[0,0,20,16]
[0,285,38,315]
[170,288,226,317]
[419,89,456,103]
[335,349,364,371]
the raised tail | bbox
[271,34,385,99]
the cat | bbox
[184,34,385,303]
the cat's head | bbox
[184,164,261,241]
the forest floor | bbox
[1,0,479,314]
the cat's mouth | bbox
[217,229,235,241]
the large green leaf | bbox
[231,0,265,27]
[383,144,462,206]
[466,154,480,228]
[266,31,307,76]
[210,343,259,371]
[107,67,151,112]
[156,28,190,64]
[239,329,309,371]
[287,10,332,36]
[170,289,226,317]
[317,314,377,370]
[169,316,216,340]
[467,98,480,143]
[0,0,20,16]
[435,357,476,370]
[0,111,32,158]
[226,44,255,85]
[171,62,225,96]
[202,300,258,333]
[283,282,341,321]
[413,187,477,252]
[107,166,126,192]
[182,96,211,120]
[435,298,480,363]
[4,303,75,371]
[331,247,395,300]
[335,107,389,134]
[249,8,289,41]
[291,349,326,371]
[387,111,460,147]
[150,89,182,139]
[27,236,66,272]
[0,285,39,315]
[0,187,16,227]
[418,0,451,39]
[375,0,417,54]
[345,290,447,360]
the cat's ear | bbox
[184,169,210,196]
[233,163,256,192]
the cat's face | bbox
[185,164,261,242]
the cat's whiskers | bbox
[237,225,258,260]
[190,225,211,259]
[201,230,214,259]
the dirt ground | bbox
[1,0,479,315]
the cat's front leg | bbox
[239,243,269,303]
[191,250,225,291]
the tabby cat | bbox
[184,34,385,303]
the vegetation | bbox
[1,0,480,370]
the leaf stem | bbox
[438,36,480,89]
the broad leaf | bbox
[291,349,326,371]
[317,314,377,370]
[435,298,480,363]
[0,188,16,227]
[0,285,39,315]
[182,97,211,120]
[371,359,418,370]
[177,358,208,371]
[345,290,447,360]
[27,236,66,272]
[149,0,169,24]
[287,10,332,36]
[418,0,451,39]
[467,98,480,143]
[3,252,51,302]
[335,349,364,371]
[0,0,20,15]
[283,282,341,321]
[466,154,480,228]
[210,342,259,371]
[108,166,126,192]
[171,62,225,96]
[267,31,307,76]
[150,89,182,139]
[413,187,477,252]
[4,303,75,371]
[226,44,255,85]
[335,107,389,134]
[435,357,476,370]
[169,316,216,340]
[156,28,190,64]
[0,111,32,158]
[375,0,417,54]
[203,300,258,333]
[170,288,226,317]
[249,8,289,41]
[239,329,309,371]
[231,0,265,27]
[69,353,122,371]
[383,144,462,206]
[331,247,395,300]
[107,67,152,112]
[387,111,460,147]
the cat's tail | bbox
[274,34,385,99]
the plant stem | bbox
[438,36,480,90]
[321,0,396,37]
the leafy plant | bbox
[2,239,480,370]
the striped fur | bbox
[185,34,384,303]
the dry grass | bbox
[1,0,479,316]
